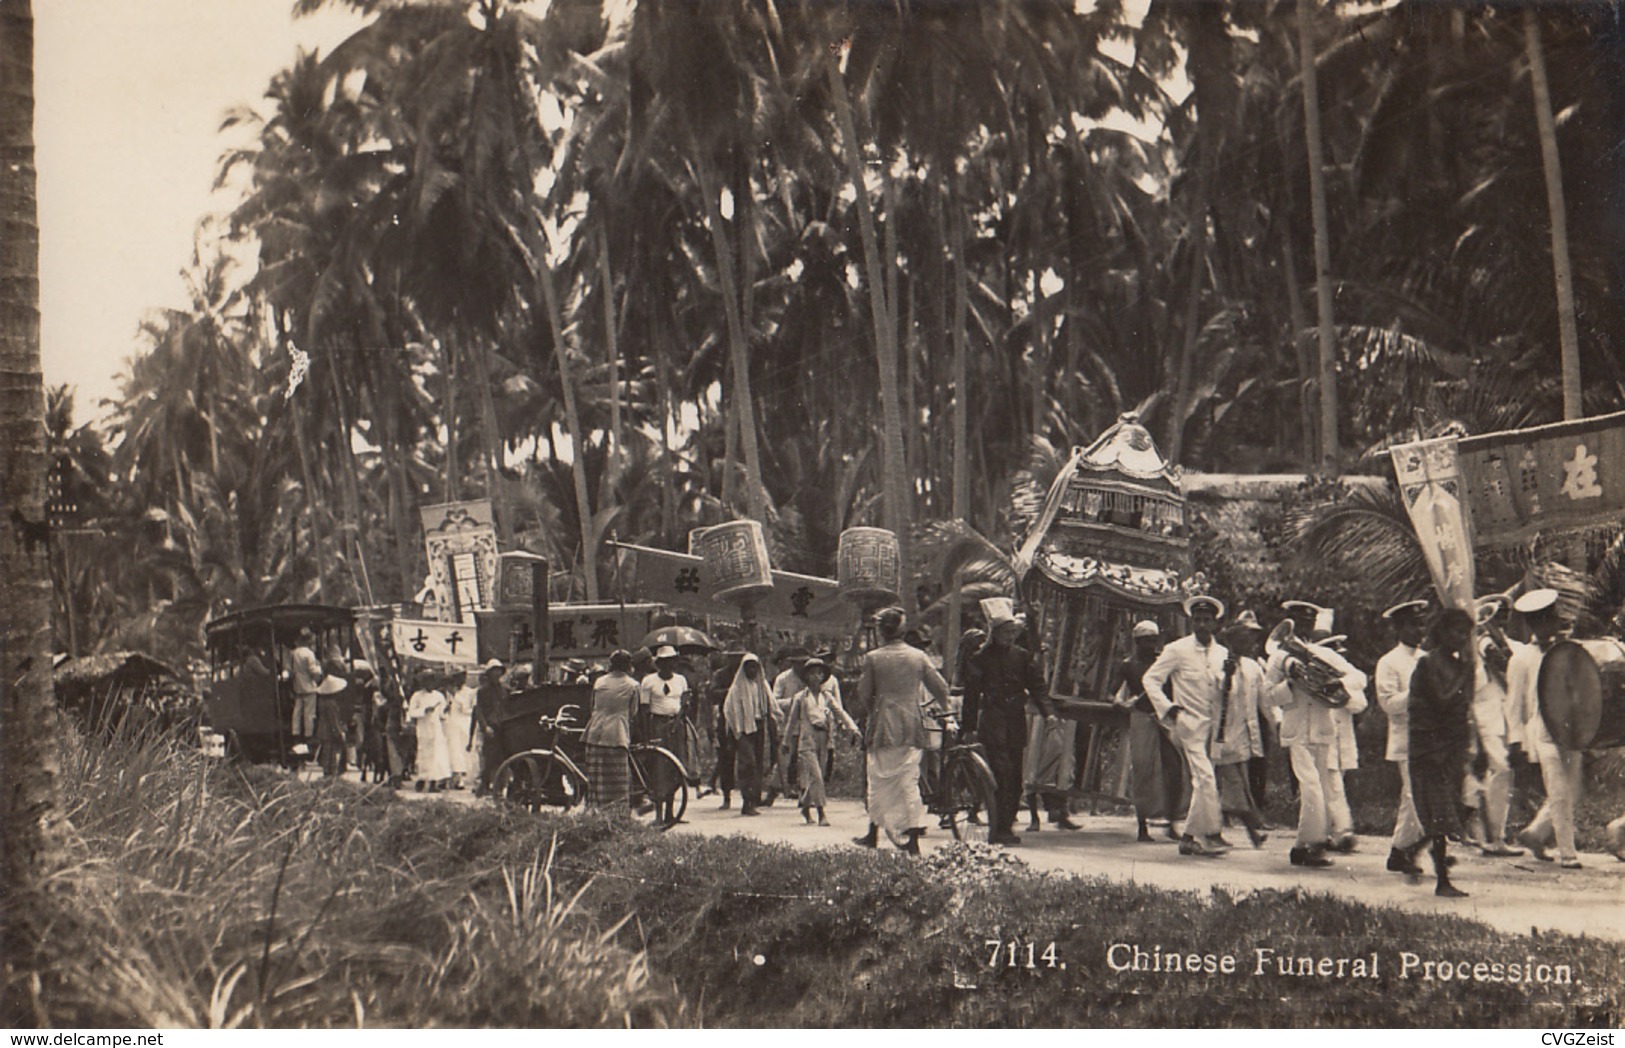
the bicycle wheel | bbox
[492,751,587,811]
[941,751,999,845]
[630,748,690,828]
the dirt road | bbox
[371,771,1622,941]
[666,795,1625,943]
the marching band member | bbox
[1468,593,1526,857]
[1376,599,1429,874]
[1142,594,1230,858]
[1315,630,1368,852]
[1508,589,1585,869]
[1264,604,1366,868]
[1214,611,1269,848]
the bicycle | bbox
[490,705,690,828]
[628,739,690,827]
[918,708,1000,845]
[490,705,590,811]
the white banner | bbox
[389,618,479,666]
[1391,437,1476,611]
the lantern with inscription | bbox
[693,520,774,605]
[837,527,902,609]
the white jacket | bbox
[1375,642,1420,762]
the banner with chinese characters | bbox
[475,605,661,663]
[1390,437,1476,611]
[1456,410,1625,549]
[419,500,499,622]
[390,618,480,666]
[613,543,857,639]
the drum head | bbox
[1537,640,1602,751]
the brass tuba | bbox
[1266,619,1352,708]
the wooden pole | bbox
[531,558,549,670]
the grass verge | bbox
[6,722,1620,1028]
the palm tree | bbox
[1523,9,1581,420]
[0,0,63,904]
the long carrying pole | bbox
[530,559,549,672]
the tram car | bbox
[203,604,376,764]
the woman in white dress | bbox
[405,670,452,792]
[446,669,480,790]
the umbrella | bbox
[640,626,717,653]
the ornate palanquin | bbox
[1014,414,1193,807]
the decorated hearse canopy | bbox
[1014,412,1191,605]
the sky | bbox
[34,0,367,423]
[31,0,1161,429]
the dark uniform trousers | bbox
[979,703,1027,834]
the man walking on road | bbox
[963,599,1052,847]
[1377,599,1429,874]
[1143,594,1230,857]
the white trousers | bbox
[1173,715,1222,839]
[1524,744,1583,861]
[1462,730,1513,843]
[1389,761,1425,852]
[1288,741,1333,847]
[1325,768,1353,839]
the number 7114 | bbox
[987,940,1060,969]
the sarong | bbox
[585,743,630,808]
[1128,710,1186,820]
[866,745,926,840]
[647,713,686,801]
[1023,712,1076,796]
[795,723,831,809]
[1410,752,1465,838]
[1215,761,1260,818]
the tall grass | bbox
[4,719,686,1028]
[9,717,1621,1028]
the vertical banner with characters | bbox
[419,500,499,623]
[1390,437,1476,610]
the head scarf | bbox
[722,653,771,735]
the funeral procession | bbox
[4,0,1624,1032]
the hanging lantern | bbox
[837,527,902,607]
[694,520,774,605]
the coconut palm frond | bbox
[1287,484,1431,603]
[914,519,1018,596]
[1009,435,1068,534]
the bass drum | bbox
[1536,638,1625,751]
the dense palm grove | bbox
[45,0,1625,662]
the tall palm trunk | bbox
[1525,10,1582,420]
[597,227,623,493]
[287,395,328,601]
[1280,227,1317,468]
[536,263,600,601]
[1,0,63,897]
[1298,0,1339,472]
[442,334,459,503]
[695,155,765,524]
[323,354,374,604]
[951,182,970,527]
[464,330,511,545]
[827,56,910,577]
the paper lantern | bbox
[694,520,774,605]
[837,527,901,607]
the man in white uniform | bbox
[1508,589,1585,868]
[1376,599,1428,874]
[1143,594,1230,858]
[1468,593,1526,857]
[1264,612,1367,868]
[1314,630,1368,852]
